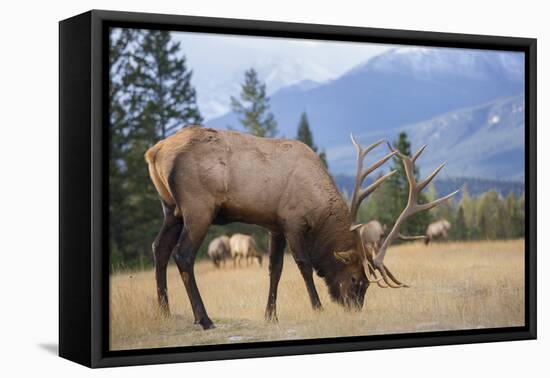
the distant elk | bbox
[145,126,457,329]
[229,233,264,267]
[207,235,231,268]
[359,220,426,252]
[425,220,451,245]
[358,220,387,250]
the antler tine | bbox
[417,162,446,192]
[415,190,460,213]
[369,143,458,288]
[360,244,384,284]
[349,135,394,222]
[359,151,397,183]
[376,275,389,288]
[350,134,384,159]
[412,145,427,162]
[386,142,407,159]
[362,259,384,283]
[360,170,397,202]
[383,264,410,288]
[350,133,362,156]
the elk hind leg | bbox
[172,210,215,330]
[152,201,182,317]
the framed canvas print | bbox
[59,10,537,368]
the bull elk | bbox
[145,126,457,329]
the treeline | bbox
[428,187,525,241]
[355,133,525,241]
[109,30,327,269]
[357,184,525,242]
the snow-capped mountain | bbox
[198,57,334,120]
[206,47,525,180]
[329,94,525,180]
[345,46,524,81]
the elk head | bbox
[333,135,458,307]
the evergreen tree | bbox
[296,112,328,168]
[359,170,396,226]
[425,183,453,222]
[108,29,202,268]
[318,149,328,169]
[127,30,202,138]
[297,112,314,147]
[477,190,500,240]
[109,28,136,267]
[386,132,432,236]
[231,68,277,137]
[459,186,478,239]
[478,212,489,240]
[452,206,468,240]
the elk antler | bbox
[370,143,459,288]
[349,134,397,222]
[349,134,397,284]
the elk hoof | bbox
[157,306,171,319]
[313,304,323,312]
[265,312,278,323]
[199,317,215,330]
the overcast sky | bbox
[171,31,393,119]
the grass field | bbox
[109,239,525,351]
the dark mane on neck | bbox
[308,189,355,286]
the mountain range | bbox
[206,47,525,181]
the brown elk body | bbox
[207,235,231,268]
[229,233,264,267]
[145,126,456,329]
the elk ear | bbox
[334,250,360,265]
[350,223,363,232]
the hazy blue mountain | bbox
[330,94,525,180]
[206,47,525,180]
[207,47,524,141]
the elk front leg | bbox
[295,259,323,310]
[172,215,214,330]
[152,202,182,316]
[265,232,286,322]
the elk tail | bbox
[145,144,177,210]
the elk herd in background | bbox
[145,126,457,329]
[208,234,264,268]
[208,217,450,269]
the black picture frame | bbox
[59,9,537,368]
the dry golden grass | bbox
[110,239,525,351]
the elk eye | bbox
[351,276,357,284]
